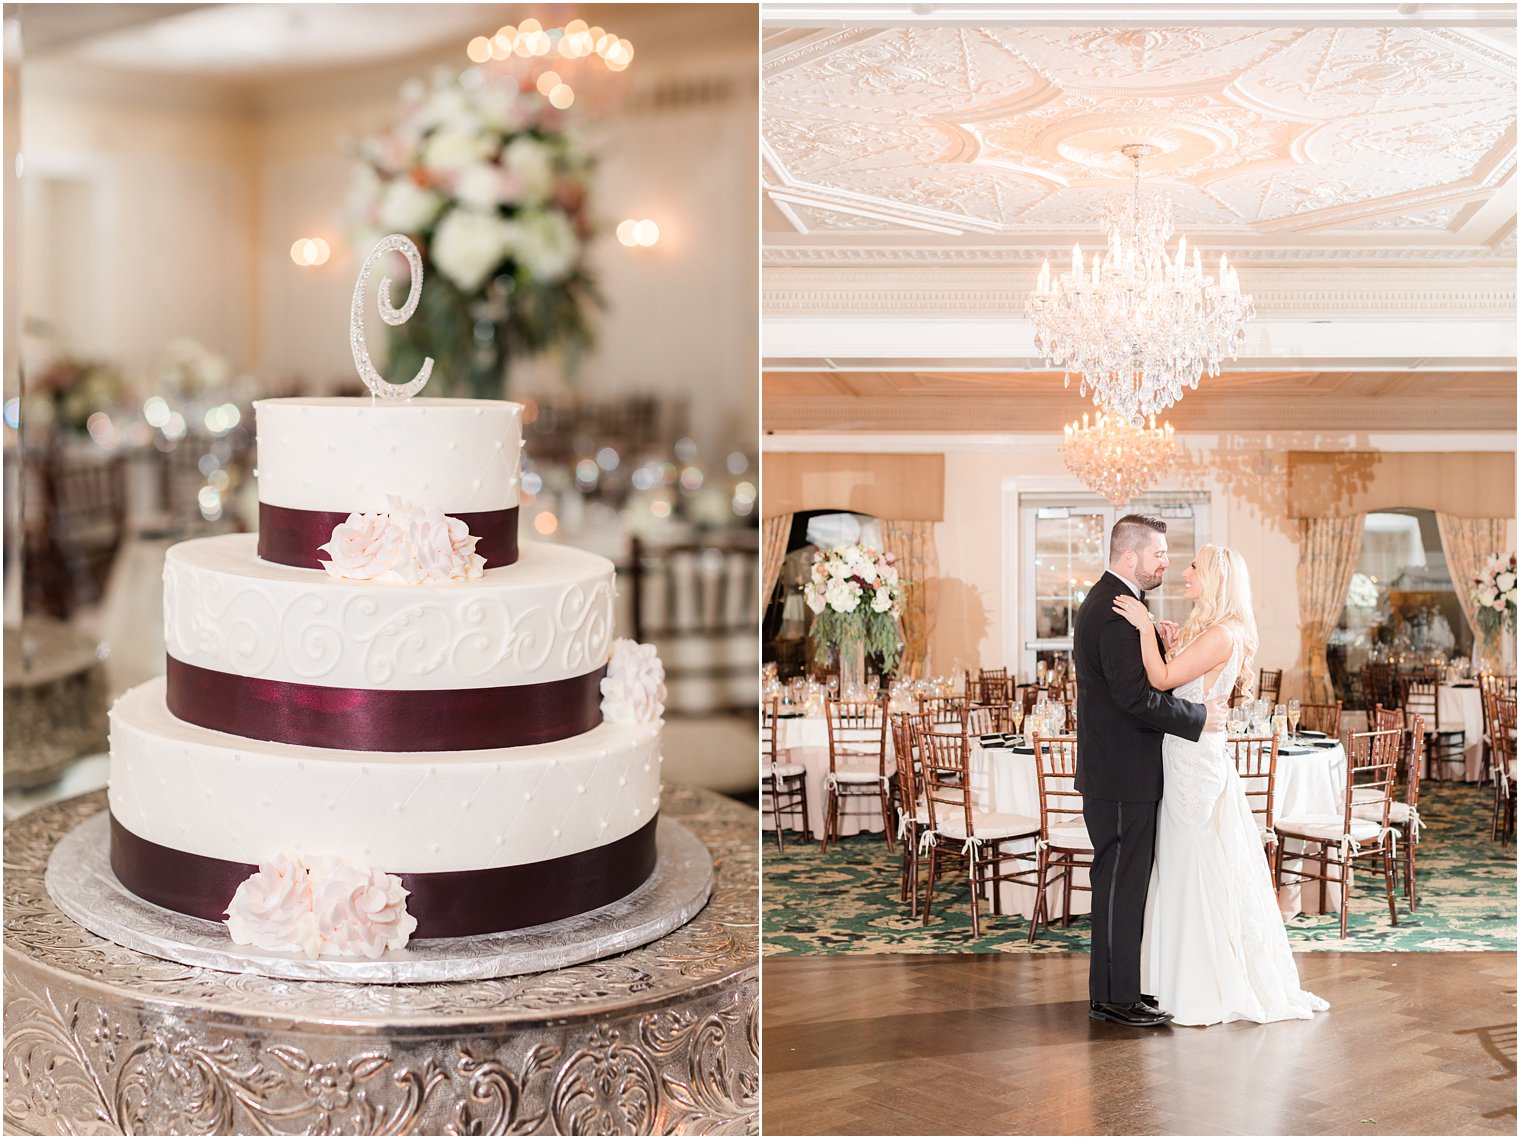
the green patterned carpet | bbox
[763,780,1517,955]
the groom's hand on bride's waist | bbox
[1204,694,1229,733]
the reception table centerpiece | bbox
[350,68,598,398]
[804,543,904,691]
[1470,551,1517,665]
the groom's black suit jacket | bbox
[1072,570,1207,802]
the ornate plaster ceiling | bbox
[763,22,1517,253]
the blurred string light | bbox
[202,403,241,435]
[534,511,559,535]
[465,17,634,112]
[726,451,749,475]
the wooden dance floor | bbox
[762,952,1516,1135]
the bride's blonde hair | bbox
[1169,544,1259,699]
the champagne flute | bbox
[1009,702,1025,742]
[1272,703,1288,741]
[1287,698,1301,738]
[1036,659,1048,685]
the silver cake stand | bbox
[3,785,759,1136]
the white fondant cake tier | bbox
[165,534,614,691]
[254,397,522,514]
[109,678,663,874]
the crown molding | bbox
[761,239,1518,267]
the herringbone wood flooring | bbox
[762,952,1517,1135]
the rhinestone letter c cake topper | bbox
[350,234,434,401]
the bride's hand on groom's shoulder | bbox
[1112,594,1151,630]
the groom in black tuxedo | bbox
[1073,514,1225,1028]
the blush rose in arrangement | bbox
[1471,551,1518,639]
[349,67,598,398]
[803,544,906,682]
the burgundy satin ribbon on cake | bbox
[167,657,606,751]
[109,814,659,939]
[258,502,520,570]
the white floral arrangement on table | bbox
[1471,551,1517,637]
[225,855,417,960]
[803,544,906,673]
[320,496,485,584]
[600,639,666,725]
[348,68,597,398]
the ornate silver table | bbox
[4,786,758,1135]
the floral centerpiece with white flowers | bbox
[1471,551,1517,638]
[350,68,597,398]
[804,544,905,682]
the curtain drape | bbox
[1297,516,1364,702]
[761,514,793,618]
[1436,513,1508,662]
[881,519,937,680]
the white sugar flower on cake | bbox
[319,497,484,584]
[225,856,416,959]
[309,861,418,960]
[225,854,321,958]
[600,639,666,725]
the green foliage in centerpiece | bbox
[350,70,598,398]
[804,544,906,674]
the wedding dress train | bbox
[1140,629,1329,1027]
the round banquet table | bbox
[3,785,758,1136]
[968,737,1349,920]
[770,712,895,840]
[1436,683,1486,782]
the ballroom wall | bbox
[766,430,1518,698]
[19,5,758,448]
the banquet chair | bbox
[760,698,809,852]
[1298,700,1343,738]
[1274,728,1401,938]
[1357,710,1425,909]
[822,697,893,853]
[889,712,932,913]
[918,695,966,728]
[1362,663,1399,715]
[976,671,1012,705]
[1228,735,1281,889]
[1256,668,1282,708]
[918,727,1039,938]
[965,703,1009,736]
[29,450,128,618]
[1480,676,1501,782]
[1027,734,1093,944]
[1493,696,1516,845]
[1402,679,1465,781]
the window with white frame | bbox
[1018,492,1211,677]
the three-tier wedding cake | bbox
[104,237,666,960]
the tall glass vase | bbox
[837,640,866,696]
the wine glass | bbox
[1287,698,1301,738]
[1009,702,1025,742]
[1036,659,1048,685]
[1272,703,1288,740]
[1227,706,1246,735]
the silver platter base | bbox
[45,810,713,984]
[6,786,758,1135]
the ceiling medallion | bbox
[1060,406,1181,508]
[1027,143,1255,423]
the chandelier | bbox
[1027,143,1255,423]
[1060,407,1180,508]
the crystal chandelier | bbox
[1060,407,1180,508]
[1027,144,1255,423]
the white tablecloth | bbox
[1436,684,1485,781]
[968,738,1349,919]
[771,713,896,839]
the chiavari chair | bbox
[889,712,932,913]
[1358,709,1425,909]
[1275,728,1402,938]
[965,703,1008,736]
[1228,735,1281,889]
[1298,700,1343,738]
[1256,668,1282,708]
[760,698,809,852]
[976,670,1012,705]
[1027,734,1092,944]
[917,694,966,729]
[1403,678,1465,781]
[822,697,892,852]
[1494,696,1516,845]
[1361,663,1398,715]
[918,728,1039,937]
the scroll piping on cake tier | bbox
[111,813,660,941]
[165,656,607,751]
[258,502,519,571]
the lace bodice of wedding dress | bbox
[1142,622,1329,1027]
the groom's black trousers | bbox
[1083,797,1158,1005]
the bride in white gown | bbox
[1112,544,1329,1028]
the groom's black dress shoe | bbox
[1089,1001,1174,1027]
